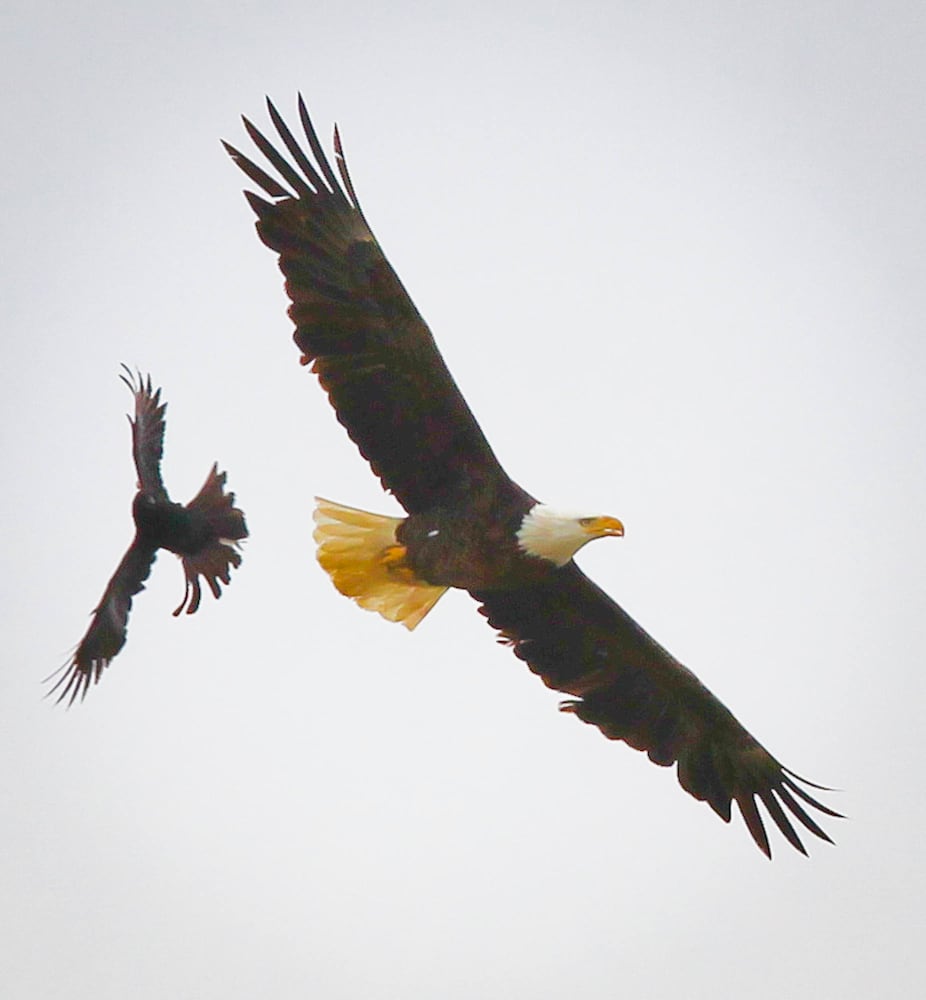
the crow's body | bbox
[52,369,247,703]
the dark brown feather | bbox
[120,365,168,500]
[172,464,247,616]
[54,372,247,703]
[228,98,839,857]
[474,564,841,858]
[225,97,512,515]
[49,538,157,705]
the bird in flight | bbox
[52,368,248,704]
[225,97,839,857]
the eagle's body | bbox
[398,496,596,589]
[52,370,248,704]
[225,98,840,857]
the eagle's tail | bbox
[313,497,446,630]
[175,463,248,616]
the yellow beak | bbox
[581,515,625,539]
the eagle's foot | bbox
[379,544,416,583]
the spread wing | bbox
[120,366,168,500]
[474,564,841,858]
[224,96,511,515]
[49,537,157,705]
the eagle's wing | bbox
[474,563,840,858]
[120,366,168,500]
[224,97,511,515]
[49,537,158,705]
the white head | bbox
[516,503,625,566]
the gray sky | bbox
[4,2,925,997]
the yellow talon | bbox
[380,544,416,582]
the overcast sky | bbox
[3,2,925,997]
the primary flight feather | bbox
[225,97,840,857]
[52,369,248,704]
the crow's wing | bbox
[120,366,168,500]
[50,536,157,704]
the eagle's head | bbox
[516,503,624,566]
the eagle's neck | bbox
[516,504,595,566]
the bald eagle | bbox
[51,368,248,704]
[225,98,840,857]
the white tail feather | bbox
[312,498,447,630]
